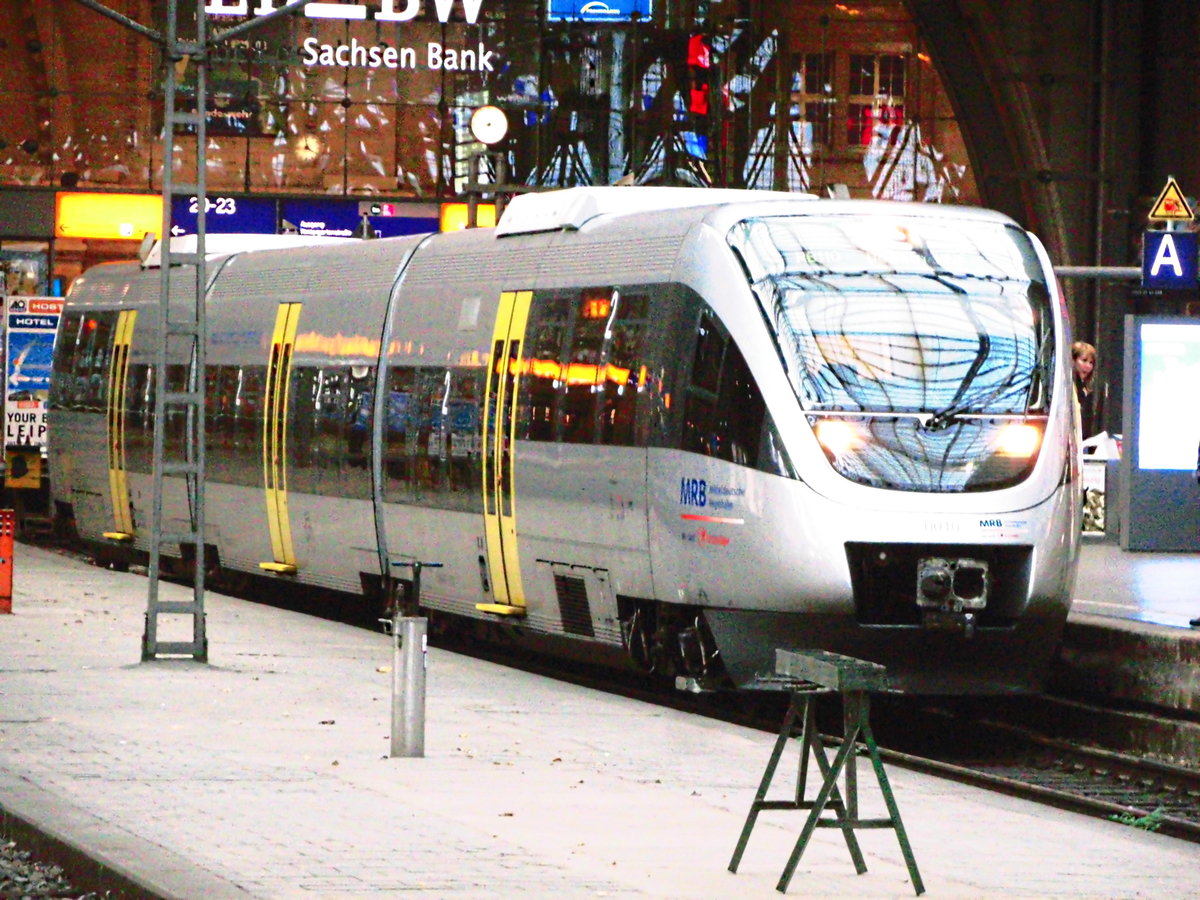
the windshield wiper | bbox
[923,378,1022,430]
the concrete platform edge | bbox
[1053,614,1200,714]
[0,773,250,900]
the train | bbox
[47,187,1082,694]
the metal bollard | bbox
[391,615,427,758]
[389,559,440,758]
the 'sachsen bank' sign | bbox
[300,37,495,71]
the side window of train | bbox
[282,365,373,500]
[203,364,264,486]
[57,311,117,412]
[125,364,153,474]
[600,292,649,446]
[682,312,727,457]
[445,367,484,510]
[161,363,191,462]
[49,312,84,409]
[682,309,792,477]
[381,364,483,513]
[382,366,415,501]
[517,295,570,442]
[562,289,609,444]
[517,287,652,448]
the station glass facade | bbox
[0,1,978,204]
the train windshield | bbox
[727,214,1054,419]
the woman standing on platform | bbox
[1072,341,1098,438]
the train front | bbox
[696,203,1081,694]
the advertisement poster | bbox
[5,296,63,450]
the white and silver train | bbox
[49,188,1081,693]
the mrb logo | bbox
[680,477,706,508]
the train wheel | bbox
[622,606,657,673]
[677,615,715,679]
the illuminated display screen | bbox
[547,0,652,22]
[1136,322,1200,470]
[170,195,277,235]
[439,203,496,232]
[55,192,161,241]
[282,199,436,238]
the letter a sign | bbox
[1142,230,1199,288]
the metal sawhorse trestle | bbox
[728,649,925,895]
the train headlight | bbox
[995,423,1042,458]
[813,418,864,458]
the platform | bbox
[1057,538,1200,718]
[1,543,1198,899]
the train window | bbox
[444,368,483,510]
[599,292,649,446]
[204,365,264,487]
[727,214,1055,419]
[286,368,321,494]
[681,309,786,475]
[518,297,570,442]
[718,340,767,467]
[125,364,153,474]
[561,297,607,444]
[382,367,415,500]
[344,369,373,472]
[202,365,267,487]
[689,313,725,396]
[683,312,725,456]
[66,312,116,413]
[381,364,483,512]
[159,363,191,463]
[291,366,372,500]
[518,286,662,448]
[412,367,450,502]
[49,312,85,409]
[206,366,236,450]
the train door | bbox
[477,289,531,616]
[103,309,137,541]
[259,302,301,574]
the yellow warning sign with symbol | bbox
[1149,177,1194,220]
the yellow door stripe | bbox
[478,290,531,616]
[499,290,532,605]
[481,293,515,607]
[104,309,137,541]
[261,303,301,572]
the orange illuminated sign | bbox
[580,290,612,320]
[440,202,496,232]
[55,192,163,241]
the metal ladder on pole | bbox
[142,0,208,661]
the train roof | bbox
[494,186,810,236]
[494,187,1023,239]
[140,233,354,269]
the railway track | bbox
[868,699,1200,842]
